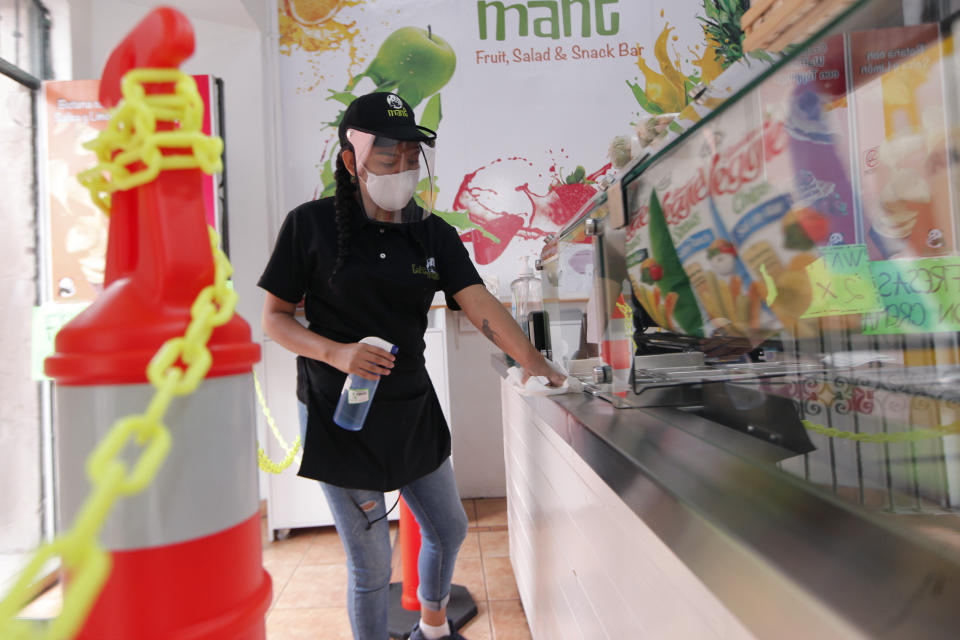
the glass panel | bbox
[541,0,960,554]
[0,71,42,589]
[0,0,47,79]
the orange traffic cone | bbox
[387,499,477,639]
[44,8,270,639]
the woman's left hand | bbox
[521,358,566,387]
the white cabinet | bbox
[262,308,449,536]
[500,380,754,640]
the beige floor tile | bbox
[261,528,318,565]
[461,499,478,527]
[301,527,346,565]
[489,600,532,640]
[453,555,488,603]
[458,600,493,640]
[263,560,299,609]
[266,606,353,640]
[478,530,509,558]
[391,541,403,576]
[482,557,519,601]
[274,564,348,609]
[459,531,481,559]
[475,498,507,527]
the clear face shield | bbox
[345,128,437,224]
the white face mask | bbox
[363,169,419,212]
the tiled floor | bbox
[263,497,532,639]
[18,498,531,640]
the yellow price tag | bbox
[801,245,882,318]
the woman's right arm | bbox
[261,292,394,381]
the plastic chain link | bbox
[802,419,953,444]
[615,298,637,356]
[254,371,302,474]
[0,70,231,640]
[77,68,224,214]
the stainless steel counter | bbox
[494,356,960,638]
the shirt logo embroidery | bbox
[412,257,439,280]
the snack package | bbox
[850,24,953,259]
[625,177,704,336]
[759,35,858,247]
[704,89,838,338]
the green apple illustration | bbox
[348,25,456,108]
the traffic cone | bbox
[387,499,477,639]
[44,8,270,639]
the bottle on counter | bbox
[509,256,546,366]
[333,336,399,431]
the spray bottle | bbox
[333,336,399,430]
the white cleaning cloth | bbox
[506,364,585,396]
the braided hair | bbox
[329,152,356,289]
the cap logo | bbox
[386,94,408,118]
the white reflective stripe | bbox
[55,374,259,550]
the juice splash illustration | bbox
[452,156,610,264]
[691,40,724,86]
[278,0,364,91]
[629,2,748,115]
[630,21,690,114]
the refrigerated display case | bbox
[510,1,960,636]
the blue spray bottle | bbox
[333,336,398,431]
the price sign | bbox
[863,257,960,335]
[801,245,881,318]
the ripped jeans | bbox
[298,401,467,640]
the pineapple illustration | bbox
[699,0,750,70]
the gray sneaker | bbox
[408,619,468,640]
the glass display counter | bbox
[539,0,960,584]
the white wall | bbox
[0,68,43,566]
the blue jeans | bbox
[298,401,467,640]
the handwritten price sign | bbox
[863,257,960,335]
[801,245,882,318]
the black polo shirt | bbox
[258,196,483,490]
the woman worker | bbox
[258,91,564,640]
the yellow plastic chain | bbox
[254,371,302,474]
[802,419,952,444]
[0,70,229,640]
[77,69,224,215]
[615,298,637,357]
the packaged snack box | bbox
[626,96,774,339]
[625,171,705,337]
[850,24,953,259]
[705,91,832,338]
[758,34,858,246]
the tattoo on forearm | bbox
[481,319,503,348]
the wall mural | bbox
[276,0,734,296]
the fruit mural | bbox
[628,2,746,118]
[277,0,709,289]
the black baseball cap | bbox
[338,92,437,148]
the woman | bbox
[259,91,564,640]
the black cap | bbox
[338,92,437,148]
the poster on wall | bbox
[276,0,729,297]
[41,75,223,304]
